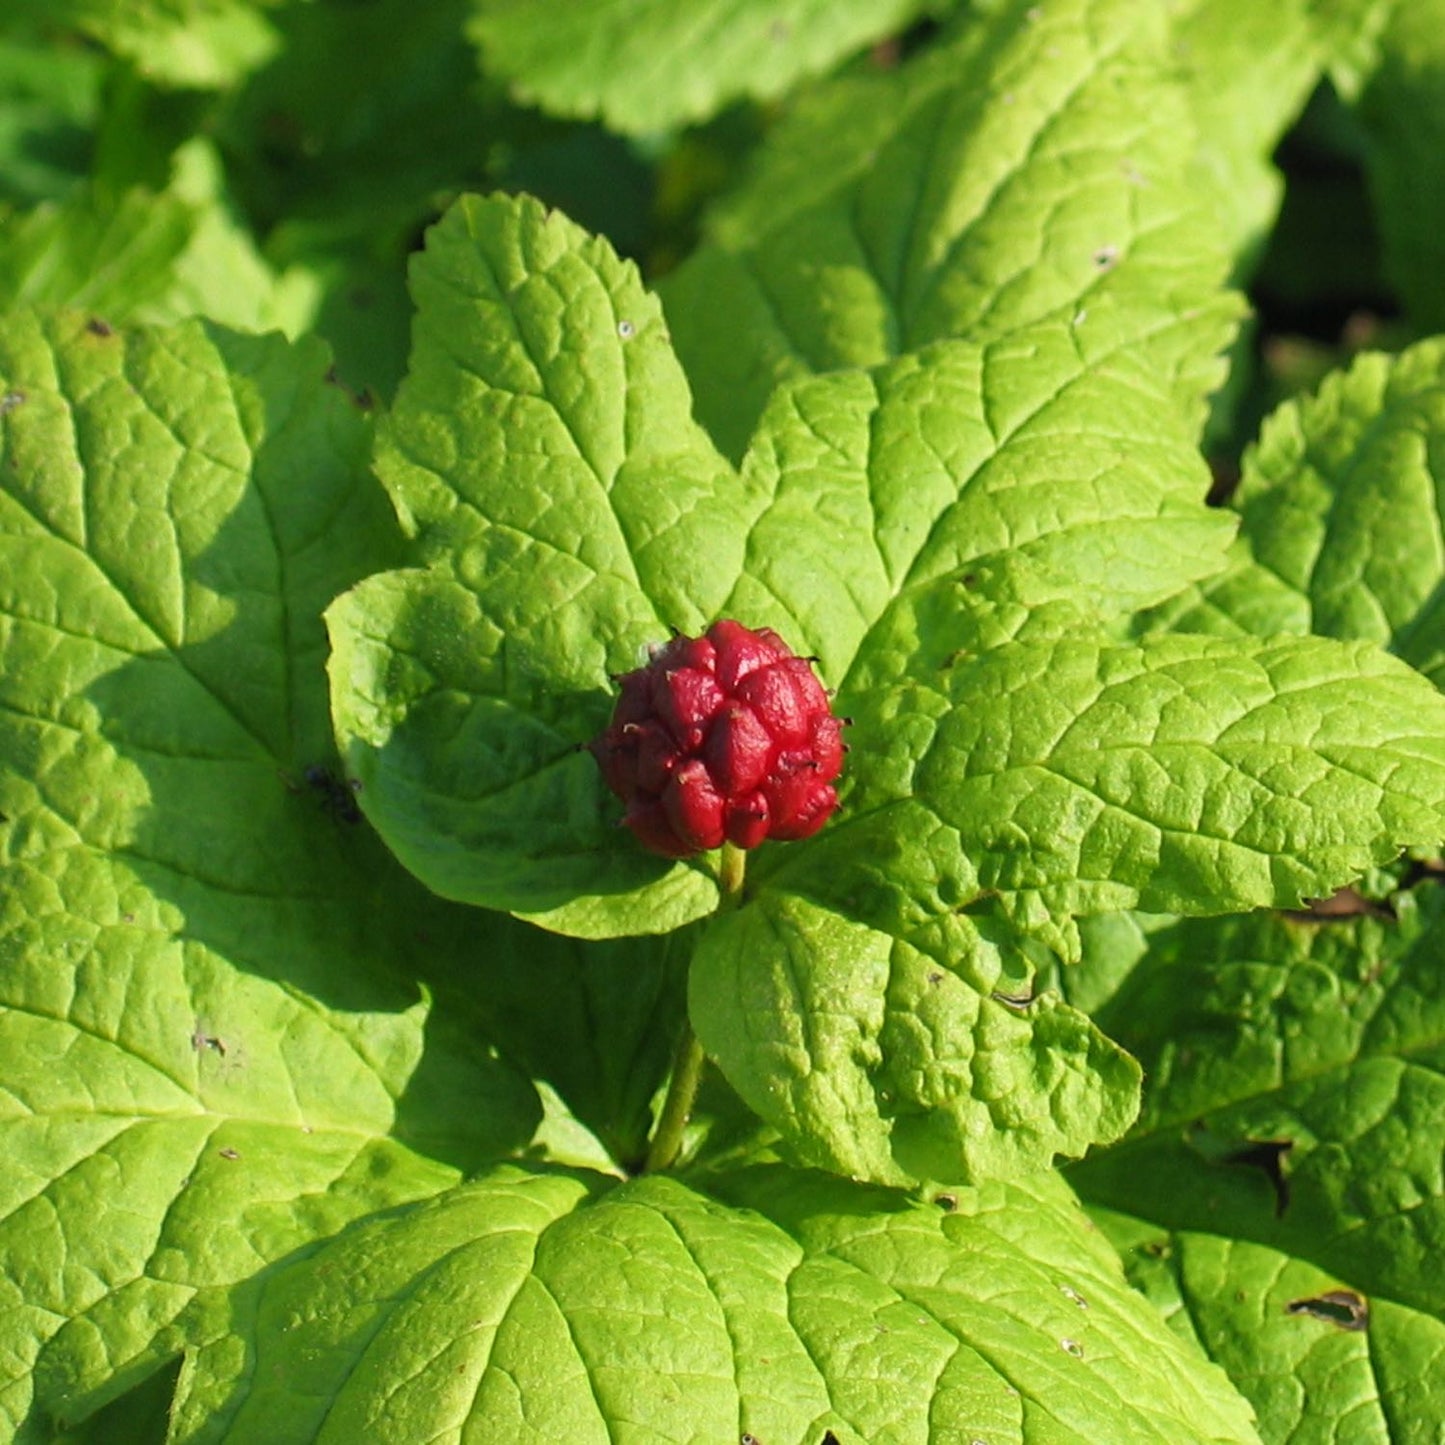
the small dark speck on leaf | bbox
[617,319,635,339]
[86,316,114,337]
[1287,1289,1368,1331]
[935,1192,957,1211]
[218,1147,241,1160]
[0,391,24,415]
[741,1434,762,1445]
[1093,245,1119,269]
[960,573,978,588]
[191,1028,226,1056]
[821,1433,842,1445]
[928,971,944,985]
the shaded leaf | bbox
[0,312,538,1435]
[470,0,940,134]
[1072,887,1445,1442]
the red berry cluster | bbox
[590,620,845,858]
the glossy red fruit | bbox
[590,621,845,857]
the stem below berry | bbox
[644,842,747,1174]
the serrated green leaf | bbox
[14,0,282,89]
[469,0,940,135]
[0,312,539,1436]
[333,189,1239,940]
[0,33,102,208]
[778,631,1445,953]
[1356,0,1445,334]
[330,191,762,934]
[1071,887,1445,1441]
[716,329,1235,686]
[1145,338,1445,681]
[0,141,315,337]
[1164,0,1391,259]
[661,0,1241,460]
[169,1161,1260,1444]
[690,891,1140,1185]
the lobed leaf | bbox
[690,891,1140,1186]
[717,328,1235,689]
[332,191,1241,940]
[1071,886,1445,1441]
[1146,337,1445,679]
[0,312,539,1436]
[798,632,1445,953]
[331,192,765,933]
[169,1162,1260,1444]
[661,0,1242,460]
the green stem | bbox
[644,1023,706,1174]
[644,843,748,1174]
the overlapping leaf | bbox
[0,144,313,338]
[0,313,539,1438]
[690,892,1141,1186]
[331,190,1240,938]
[167,1161,1260,1444]
[1163,0,1391,260]
[469,0,940,134]
[1071,887,1445,1442]
[330,191,757,936]
[660,0,1243,460]
[798,631,1445,951]
[11,0,282,89]
[1143,337,1445,679]
[1356,0,1445,333]
[331,189,1445,1185]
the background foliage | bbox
[4,1,1445,1441]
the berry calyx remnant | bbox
[590,620,845,858]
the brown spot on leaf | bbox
[1287,1289,1368,1331]
[992,986,1035,1010]
[86,317,114,337]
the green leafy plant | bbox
[6,2,1445,1442]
